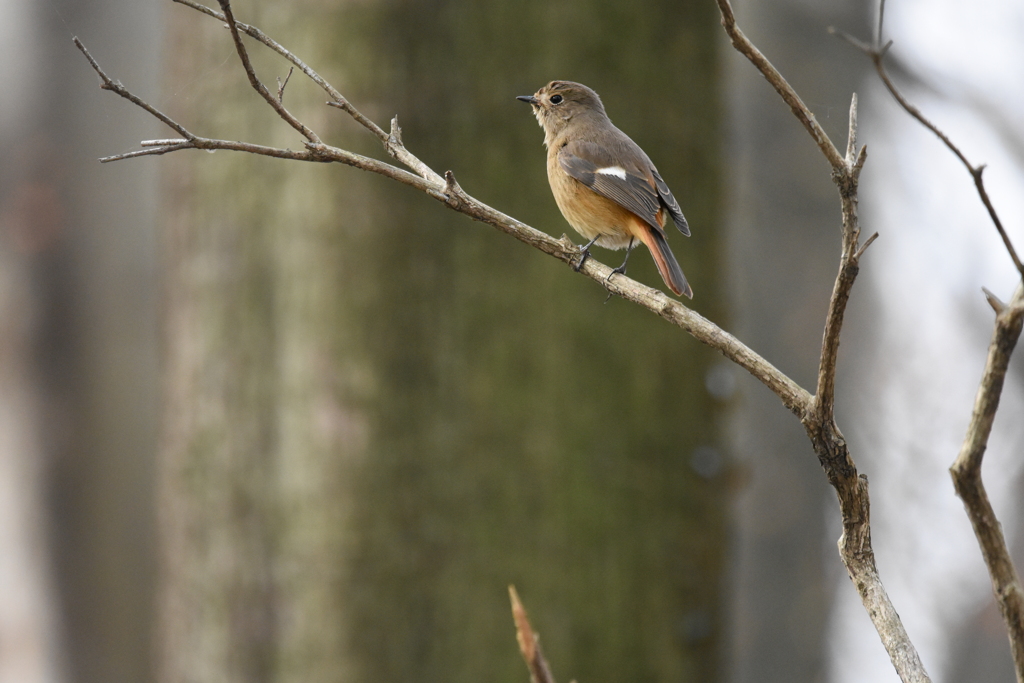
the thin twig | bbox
[816,92,866,424]
[215,0,320,143]
[830,25,1024,280]
[509,586,557,683]
[172,0,444,185]
[876,0,887,47]
[277,66,293,103]
[74,37,193,140]
[846,92,859,162]
[855,232,880,260]
[715,0,846,172]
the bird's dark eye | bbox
[550,94,563,105]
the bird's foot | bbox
[573,236,600,272]
[603,238,634,284]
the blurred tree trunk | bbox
[158,2,725,683]
[12,2,163,683]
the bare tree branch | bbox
[73,24,813,422]
[834,6,1024,678]
[950,283,1024,682]
[715,0,846,172]
[829,27,1024,280]
[714,2,926,679]
[214,0,320,143]
[73,36,193,140]
[171,0,444,185]
[277,66,293,104]
[509,586,557,683]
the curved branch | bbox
[715,0,846,172]
[830,27,1024,280]
[215,0,320,143]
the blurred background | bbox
[1,0,1022,682]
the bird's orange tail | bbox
[635,223,692,299]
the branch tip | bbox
[509,586,556,683]
[854,232,879,260]
[277,66,294,103]
[830,27,874,56]
[846,92,859,161]
[982,287,1005,314]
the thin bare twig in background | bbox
[829,28,1024,280]
[833,3,1024,680]
[950,283,1024,682]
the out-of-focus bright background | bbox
[1,0,1021,682]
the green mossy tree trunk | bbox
[158,1,726,683]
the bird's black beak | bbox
[517,95,538,105]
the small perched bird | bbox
[518,81,692,298]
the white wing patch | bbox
[595,166,628,180]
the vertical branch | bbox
[715,1,926,679]
[815,94,869,423]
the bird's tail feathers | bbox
[637,225,692,299]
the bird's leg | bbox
[603,238,634,304]
[606,238,635,281]
[573,235,601,272]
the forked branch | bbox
[950,284,1024,681]
[716,1,926,679]
[829,26,1024,280]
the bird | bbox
[517,81,692,298]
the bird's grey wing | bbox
[558,140,663,234]
[651,168,689,236]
